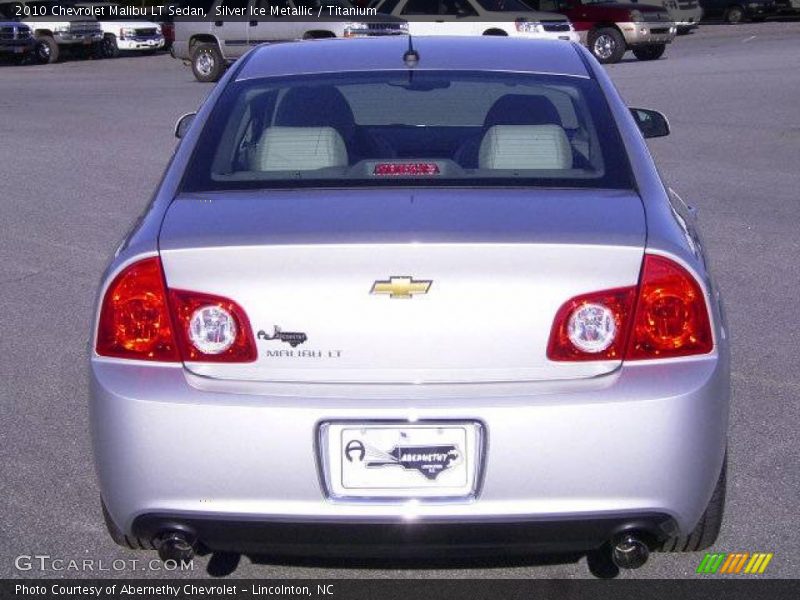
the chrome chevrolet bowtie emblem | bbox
[370,276,432,299]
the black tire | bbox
[102,34,120,58]
[725,5,745,23]
[661,455,727,552]
[632,44,666,61]
[588,27,626,64]
[191,42,224,83]
[34,36,59,64]
[101,499,151,550]
[91,41,104,59]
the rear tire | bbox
[91,41,105,59]
[102,34,120,58]
[588,27,626,64]
[725,5,745,23]
[34,36,59,64]
[191,42,224,83]
[632,44,666,61]
[661,455,727,552]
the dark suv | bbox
[698,0,777,22]
[0,22,35,63]
[0,6,35,63]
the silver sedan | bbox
[90,36,730,574]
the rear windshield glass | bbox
[181,70,634,192]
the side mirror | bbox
[174,112,196,139]
[630,108,670,138]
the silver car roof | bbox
[235,37,591,81]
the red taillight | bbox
[373,162,440,176]
[169,289,257,363]
[547,287,637,361]
[547,254,713,362]
[626,254,713,360]
[96,257,180,362]
[96,257,256,363]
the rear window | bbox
[182,70,634,192]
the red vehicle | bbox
[160,20,174,50]
[526,0,676,64]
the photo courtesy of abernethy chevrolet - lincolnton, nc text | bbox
[2,0,798,594]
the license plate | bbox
[320,422,483,499]
[14,47,24,53]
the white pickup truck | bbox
[74,2,165,57]
[0,0,102,63]
[370,0,579,41]
[173,0,409,82]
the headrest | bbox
[251,127,348,171]
[274,86,356,140]
[484,94,562,128]
[479,125,573,170]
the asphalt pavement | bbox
[1,22,798,580]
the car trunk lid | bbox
[159,188,645,383]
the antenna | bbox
[403,35,419,68]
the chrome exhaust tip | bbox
[611,533,650,570]
[154,530,196,563]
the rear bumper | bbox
[131,513,677,556]
[171,40,189,60]
[672,7,703,28]
[618,22,677,46]
[92,355,728,553]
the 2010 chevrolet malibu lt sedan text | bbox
[90,36,730,574]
